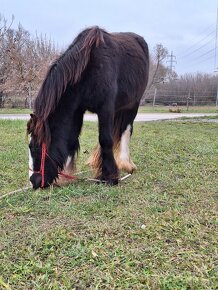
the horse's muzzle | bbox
[30,173,49,189]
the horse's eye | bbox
[29,143,40,152]
[33,146,40,152]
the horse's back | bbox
[78,29,149,112]
[93,30,149,89]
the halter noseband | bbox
[30,142,76,188]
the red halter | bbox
[30,142,76,188]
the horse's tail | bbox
[35,26,105,121]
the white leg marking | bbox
[115,124,136,173]
[120,124,131,162]
[29,138,33,178]
[64,156,73,173]
[55,155,74,186]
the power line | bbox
[189,53,215,67]
[179,48,215,70]
[177,27,215,58]
[177,24,217,73]
[191,48,216,62]
[180,36,214,59]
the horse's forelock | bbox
[27,115,51,147]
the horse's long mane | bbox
[29,27,105,145]
[35,26,105,121]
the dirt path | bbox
[0,112,217,121]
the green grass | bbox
[138,105,218,114]
[0,108,32,114]
[0,120,218,289]
[179,114,218,121]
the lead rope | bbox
[30,142,77,188]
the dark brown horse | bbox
[27,26,149,189]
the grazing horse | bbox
[27,26,149,189]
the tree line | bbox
[0,15,217,108]
[145,43,218,105]
[0,15,58,108]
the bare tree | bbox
[0,15,58,108]
[147,43,169,90]
[0,14,15,107]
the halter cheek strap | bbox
[40,142,46,187]
[29,142,76,188]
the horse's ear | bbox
[30,113,37,120]
[27,114,37,135]
[27,119,32,135]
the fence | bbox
[0,93,36,109]
[0,89,217,109]
[142,89,218,106]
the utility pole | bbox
[214,6,218,71]
[28,83,32,109]
[153,87,157,107]
[216,88,218,106]
[215,6,218,106]
[167,51,177,73]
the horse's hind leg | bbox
[113,106,139,173]
[114,124,136,173]
[87,143,101,171]
[88,105,139,175]
[94,107,119,185]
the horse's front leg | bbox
[97,110,119,185]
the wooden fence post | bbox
[153,88,157,107]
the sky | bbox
[1,0,218,76]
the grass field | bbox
[0,108,32,114]
[0,120,218,289]
[138,105,218,114]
